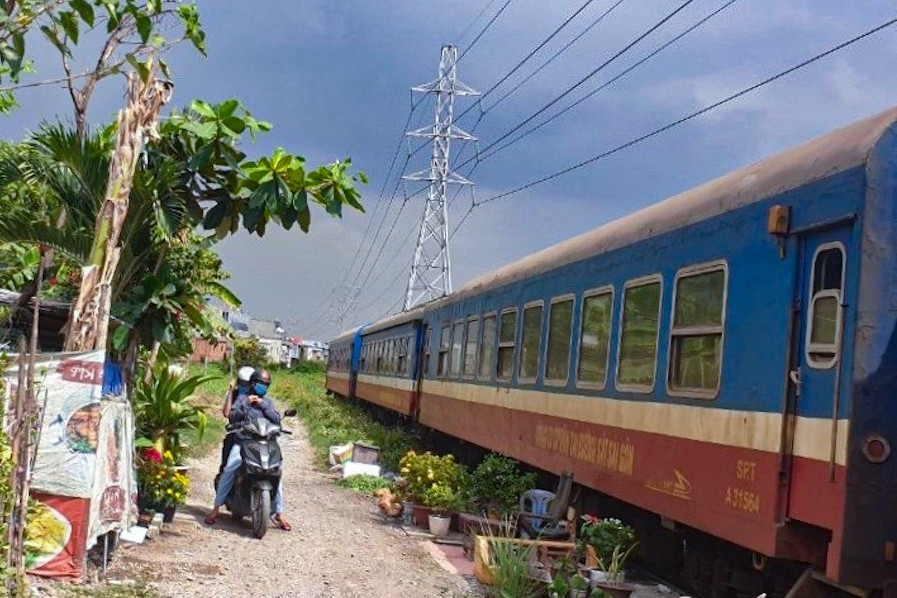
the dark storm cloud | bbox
[3,1,897,339]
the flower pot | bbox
[428,513,451,537]
[593,581,636,598]
[569,590,588,598]
[401,501,414,526]
[161,505,176,523]
[411,504,431,528]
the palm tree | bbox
[0,122,238,373]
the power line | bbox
[480,0,628,119]
[477,0,741,164]
[456,0,626,126]
[455,0,503,48]
[458,0,515,62]
[457,0,698,170]
[294,94,429,332]
[472,16,897,208]
[455,0,599,123]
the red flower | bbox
[142,447,163,463]
[48,277,58,287]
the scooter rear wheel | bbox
[251,488,271,539]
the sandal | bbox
[273,514,292,531]
[204,513,217,526]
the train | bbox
[326,106,897,597]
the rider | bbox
[205,369,292,531]
[216,365,256,482]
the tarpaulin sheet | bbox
[4,351,137,580]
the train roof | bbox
[361,304,427,335]
[440,105,897,304]
[330,326,361,345]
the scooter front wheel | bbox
[251,487,271,539]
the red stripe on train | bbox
[356,380,413,416]
[419,391,844,572]
[325,376,350,397]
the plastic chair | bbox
[517,471,574,540]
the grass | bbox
[275,369,417,471]
[181,363,229,459]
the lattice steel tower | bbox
[403,45,479,311]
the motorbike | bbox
[216,408,296,539]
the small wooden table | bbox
[457,513,515,560]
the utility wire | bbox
[477,0,740,164]
[480,0,628,119]
[458,0,515,62]
[295,94,427,332]
[472,16,897,208]
[455,0,599,123]
[455,0,503,48]
[458,0,698,170]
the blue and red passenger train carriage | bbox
[326,106,897,595]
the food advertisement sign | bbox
[4,350,137,580]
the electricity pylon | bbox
[403,45,478,311]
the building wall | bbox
[189,337,230,363]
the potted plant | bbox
[468,453,537,518]
[569,572,589,598]
[137,447,190,522]
[133,364,215,458]
[423,483,460,536]
[580,516,638,598]
[398,450,466,527]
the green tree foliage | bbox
[232,337,268,368]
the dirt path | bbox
[105,421,484,598]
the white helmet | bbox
[237,365,255,383]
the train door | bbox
[785,224,852,517]
[411,323,429,421]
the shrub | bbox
[337,475,392,494]
[468,453,537,515]
[398,450,466,504]
[232,337,269,368]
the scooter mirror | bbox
[283,408,297,417]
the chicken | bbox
[373,488,404,518]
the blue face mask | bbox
[254,383,269,396]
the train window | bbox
[577,288,613,388]
[478,313,497,380]
[669,264,727,397]
[397,338,407,376]
[545,296,575,385]
[617,276,662,391]
[519,301,544,383]
[807,244,845,369]
[438,324,451,376]
[449,320,465,377]
[497,309,517,380]
[463,317,480,378]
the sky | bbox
[3,0,897,340]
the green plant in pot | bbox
[398,450,466,504]
[133,364,216,459]
[570,572,590,597]
[423,483,461,537]
[580,516,637,582]
[468,453,537,517]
